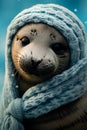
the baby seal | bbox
[1,4,87,130]
[12,23,70,93]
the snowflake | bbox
[74,9,78,12]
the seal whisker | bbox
[13,50,24,58]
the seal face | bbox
[12,23,70,92]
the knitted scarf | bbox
[0,4,87,130]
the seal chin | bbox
[19,69,43,82]
[20,67,55,82]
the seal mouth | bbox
[20,64,55,78]
[29,66,55,77]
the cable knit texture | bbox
[0,4,87,130]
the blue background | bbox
[0,0,87,96]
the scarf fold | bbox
[1,57,87,130]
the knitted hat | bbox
[0,4,87,130]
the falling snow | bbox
[74,8,78,12]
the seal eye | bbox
[21,36,30,46]
[51,43,65,55]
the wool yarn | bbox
[0,4,87,130]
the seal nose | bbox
[28,59,42,74]
[19,58,42,75]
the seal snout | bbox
[19,57,42,75]
[19,56,55,76]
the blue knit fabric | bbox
[0,4,87,130]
